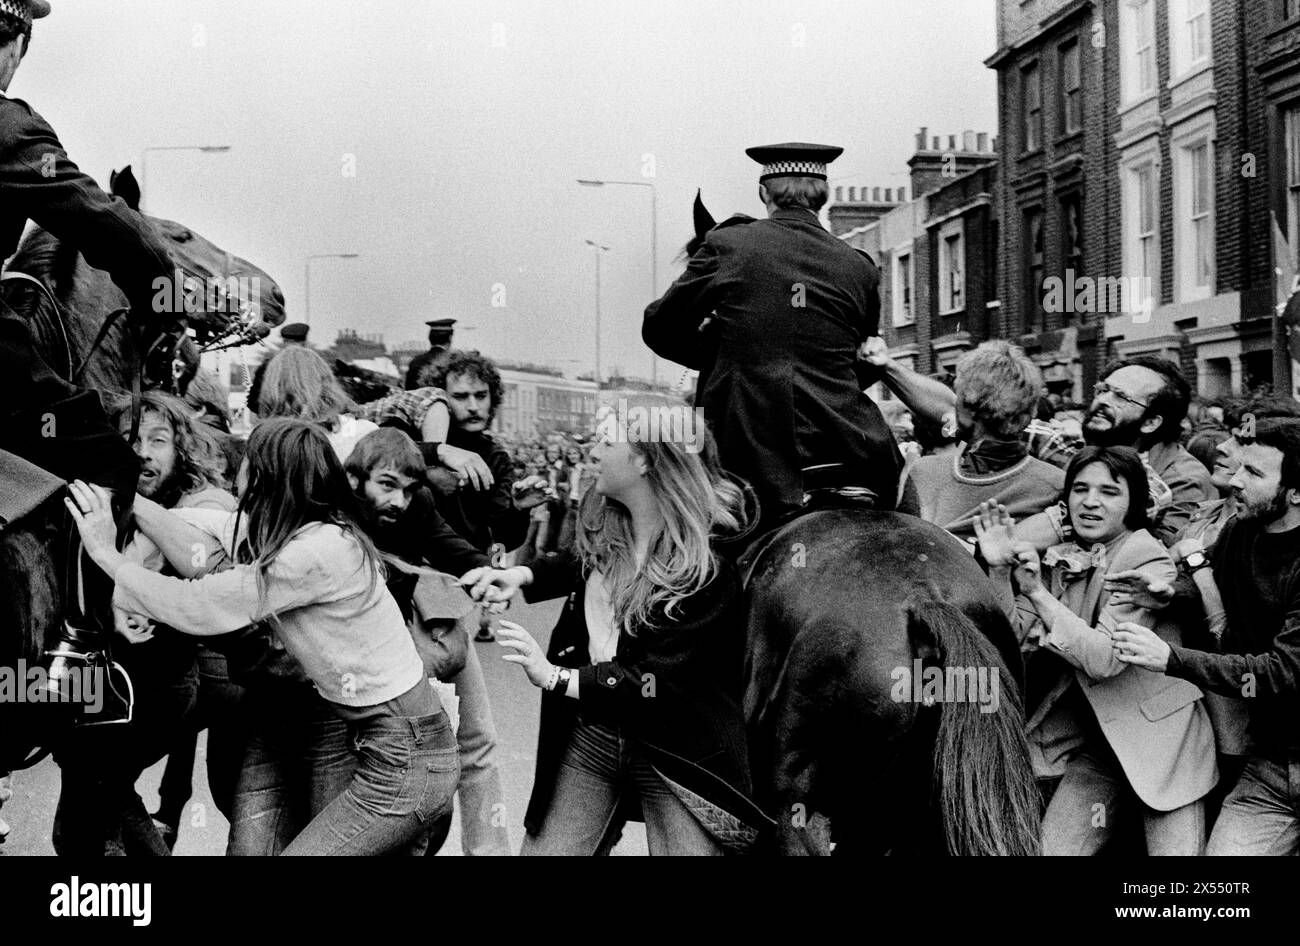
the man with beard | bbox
[1113,418,1300,854]
[53,391,234,855]
[425,351,531,606]
[1015,357,1213,549]
[344,427,521,855]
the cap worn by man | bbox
[744,142,843,182]
[280,322,309,343]
[426,318,456,339]
[0,1,50,24]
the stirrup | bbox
[41,622,135,726]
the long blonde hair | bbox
[576,395,749,634]
[257,347,354,428]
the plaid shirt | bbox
[1024,418,1075,470]
[359,386,446,435]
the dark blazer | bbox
[643,208,903,530]
[522,549,773,847]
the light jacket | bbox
[1012,529,1218,811]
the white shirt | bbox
[583,570,620,663]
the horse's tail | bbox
[905,599,1041,856]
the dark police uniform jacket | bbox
[0,92,175,500]
[643,207,902,530]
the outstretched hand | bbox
[496,620,554,689]
[1103,569,1174,611]
[973,501,1018,568]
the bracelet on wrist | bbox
[545,666,560,691]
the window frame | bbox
[891,242,916,327]
[1169,0,1212,80]
[937,220,966,316]
[1023,207,1046,333]
[1022,59,1043,154]
[1286,104,1300,270]
[1120,145,1161,316]
[1059,38,1082,137]
[1121,0,1158,105]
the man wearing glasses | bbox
[1018,356,1215,548]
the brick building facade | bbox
[989,0,1286,402]
[987,0,1108,402]
[832,129,998,382]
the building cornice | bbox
[986,0,1094,69]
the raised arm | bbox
[131,494,231,577]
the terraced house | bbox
[988,0,1283,400]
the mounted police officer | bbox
[1,0,177,502]
[643,142,905,537]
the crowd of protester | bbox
[10,329,1300,857]
[871,340,1300,855]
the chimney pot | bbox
[948,135,957,151]
[963,130,976,152]
[977,132,989,151]
[932,136,940,150]
[916,126,928,150]
[835,186,843,202]
[872,186,881,202]
[848,186,856,201]
[898,186,907,202]
[885,187,893,202]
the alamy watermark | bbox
[1042,269,1154,323]
[0,659,105,714]
[151,269,262,317]
[890,659,1000,714]
[595,398,707,453]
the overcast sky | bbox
[15,0,997,382]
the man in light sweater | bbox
[909,341,1063,549]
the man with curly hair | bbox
[422,350,530,557]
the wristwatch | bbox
[1184,550,1209,572]
[553,668,572,692]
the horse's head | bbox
[107,167,286,353]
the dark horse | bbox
[674,194,1039,854]
[0,167,284,772]
[741,508,1041,855]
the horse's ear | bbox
[110,166,142,211]
[693,189,716,239]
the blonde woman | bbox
[469,397,772,854]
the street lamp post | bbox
[140,145,232,213]
[577,178,658,386]
[304,253,360,325]
[584,240,611,390]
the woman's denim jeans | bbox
[521,718,722,856]
[282,710,459,856]
[227,682,356,856]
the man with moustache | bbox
[54,392,234,855]
[1017,357,1214,549]
[1113,419,1300,855]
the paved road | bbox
[0,595,648,856]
